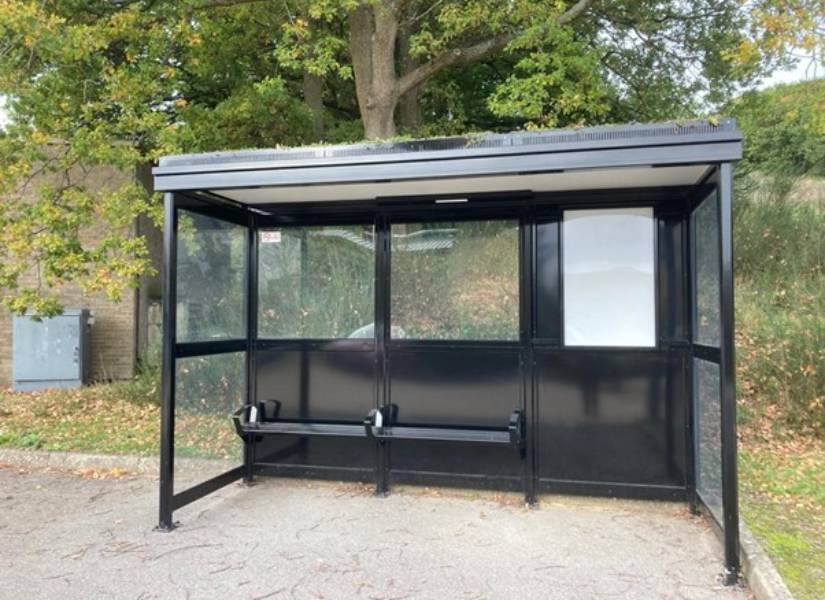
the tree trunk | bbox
[398,87,421,133]
[348,3,399,139]
[398,19,422,133]
[362,103,397,139]
[302,71,325,139]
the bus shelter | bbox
[152,120,741,582]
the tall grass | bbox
[106,362,161,406]
[734,175,825,436]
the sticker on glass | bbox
[261,230,282,244]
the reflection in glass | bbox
[258,225,375,339]
[692,192,721,346]
[176,211,247,342]
[391,220,519,340]
[694,358,724,523]
[563,208,655,347]
[174,352,244,493]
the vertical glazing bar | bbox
[685,193,699,515]
[158,192,177,530]
[718,163,740,583]
[521,212,537,506]
[244,210,258,483]
[375,215,390,495]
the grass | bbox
[734,176,824,435]
[0,366,238,460]
[735,174,824,598]
[738,431,825,599]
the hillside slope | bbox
[730,78,824,598]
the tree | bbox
[0,0,313,315]
[280,0,765,138]
[724,3,824,178]
[728,0,824,80]
[729,79,825,177]
[0,0,814,314]
[346,0,596,138]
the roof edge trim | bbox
[154,120,741,178]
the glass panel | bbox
[692,192,721,346]
[535,220,561,340]
[391,220,519,341]
[174,352,245,493]
[176,211,247,342]
[694,358,724,523]
[258,225,375,339]
[563,208,655,347]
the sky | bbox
[0,96,7,130]
[760,55,822,88]
[0,57,820,132]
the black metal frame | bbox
[685,164,740,583]
[158,192,251,531]
[156,124,741,583]
[158,192,176,531]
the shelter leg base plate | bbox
[154,521,179,533]
[722,567,739,586]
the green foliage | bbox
[729,79,825,177]
[487,31,609,128]
[735,175,825,435]
[403,0,763,129]
[16,431,44,449]
[728,1,825,84]
[179,78,315,152]
[0,2,171,316]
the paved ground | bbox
[0,463,749,600]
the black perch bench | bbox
[232,401,526,488]
[363,406,524,452]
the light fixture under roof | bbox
[434,198,469,204]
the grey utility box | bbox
[12,309,91,392]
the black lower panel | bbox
[256,348,375,420]
[250,345,686,491]
[389,346,521,426]
[536,349,686,486]
[389,441,522,478]
[537,478,685,500]
[254,436,374,470]
[388,346,523,478]
[254,348,376,469]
